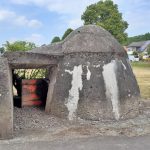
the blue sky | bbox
[0,0,150,47]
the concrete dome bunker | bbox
[0,25,140,139]
[48,25,140,121]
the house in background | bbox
[127,40,150,53]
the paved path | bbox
[0,135,150,150]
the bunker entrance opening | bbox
[12,68,49,109]
[11,65,58,133]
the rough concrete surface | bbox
[0,57,13,139]
[13,107,69,132]
[12,106,150,138]
[1,135,150,150]
[3,52,61,69]
[0,104,150,149]
[50,53,140,121]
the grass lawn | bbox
[131,62,150,100]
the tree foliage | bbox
[81,0,128,43]
[14,69,46,79]
[51,36,61,43]
[4,41,36,52]
[0,47,5,54]
[147,45,150,55]
[132,51,138,56]
[124,33,150,45]
[51,28,73,43]
[62,28,73,40]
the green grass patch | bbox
[131,62,150,68]
[132,66,150,100]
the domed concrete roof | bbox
[30,25,125,55]
[62,25,125,53]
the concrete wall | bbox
[0,52,62,139]
[0,57,13,139]
[3,52,61,69]
[50,53,140,121]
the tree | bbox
[0,47,5,54]
[124,32,150,45]
[133,51,138,56]
[81,0,128,44]
[147,45,150,55]
[51,36,61,43]
[51,28,73,44]
[4,41,36,52]
[62,28,73,40]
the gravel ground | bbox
[13,105,150,138]
[14,106,71,131]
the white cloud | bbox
[8,37,19,43]
[8,33,45,46]
[27,19,42,28]
[10,0,47,5]
[10,0,99,28]
[68,19,83,29]
[9,0,150,35]
[0,9,42,28]
[124,10,150,36]
[0,10,15,21]
[6,33,45,46]
[112,0,150,36]
[25,33,44,45]
[10,0,99,14]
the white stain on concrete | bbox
[65,69,72,74]
[121,61,126,70]
[65,65,83,120]
[102,60,120,120]
[87,62,90,65]
[0,94,1,97]
[64,62,70,66]
[93,64,100,68]
[86,66,91,80]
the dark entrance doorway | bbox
[12,69,49,108]
[22,78,48,107]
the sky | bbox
[0,0,150,47]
